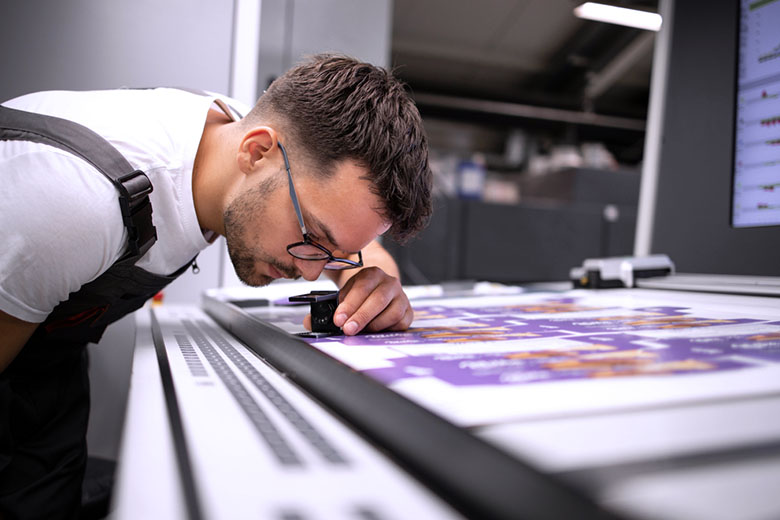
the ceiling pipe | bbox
[412,92,646,131]
[583,30,656,107]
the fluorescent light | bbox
[574,2,662,31]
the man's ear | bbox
[237,126,278,174]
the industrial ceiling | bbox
[390,0,659,163]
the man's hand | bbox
[307,239,412,335]
[334,267,413,335]
[305,266,413,335]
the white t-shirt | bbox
[0,88,245,323]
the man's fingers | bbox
[340,284,396,335]
[333,268,387,328]
[363,300,414,333]
[329,266,414,335]
[338,270,409,335]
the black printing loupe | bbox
[288,290,342,338]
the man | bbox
[0,54,431,518]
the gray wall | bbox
[650,0,780,275]
[0,0,234,100]
[255,0,392,91]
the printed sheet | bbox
[249,287,780,426]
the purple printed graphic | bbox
[330,318,568,347]
[255,296,779,387]
[532,305,759,333]
[362,330,780,386]
[305,300,761,348]
[661,330,780,362]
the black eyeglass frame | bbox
[278,141,364,271]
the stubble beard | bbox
[223,174,298,287]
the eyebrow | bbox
[305,211,360,255]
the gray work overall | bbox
[0,105,192,519]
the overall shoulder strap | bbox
[0,105,157,258]
[163,86,245,121]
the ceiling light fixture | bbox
[573,2,662,31]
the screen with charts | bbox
[732,0,780,227]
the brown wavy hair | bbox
[242,54,431,242]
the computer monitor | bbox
[732,0,780,228]
[649,0,780,276]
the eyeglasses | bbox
[279,141,364,271]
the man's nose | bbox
[294,258,327,281]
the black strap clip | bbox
[116,170,157,257]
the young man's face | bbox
[223,154,389,287]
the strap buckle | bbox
[116,170,157,257]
